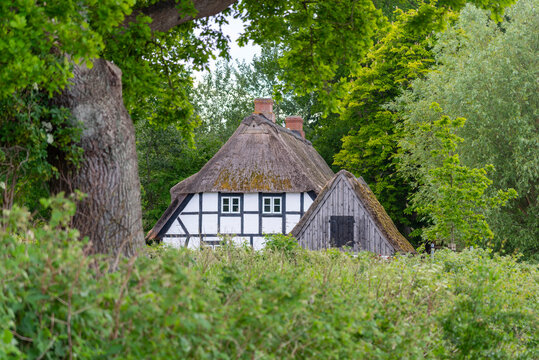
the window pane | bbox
[223,204,229,213]
[263,198,271,206]
[264,204,271,213]
[223,198,229,206]
[232,204,239,212]
[232,197,239,206]
[273,198,281,213]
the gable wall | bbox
[296,177,395,255]
[163,191,314,250]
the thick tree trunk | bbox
[50,0,237,256]
[53,59,144,256]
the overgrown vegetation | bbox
[1,197,537,359]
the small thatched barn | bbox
[291,170,415,255]
[147,99,334,249]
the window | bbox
[221,196,240,214]
[262,196,282,214]
[330,216,355,248]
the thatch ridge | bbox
[292,170,415,253]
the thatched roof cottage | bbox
[147,99,334,249]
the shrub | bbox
[263,233,302,254]
[0,197,537,359]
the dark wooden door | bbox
[330,216,355,248]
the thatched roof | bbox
[146,114,334,241]
[291,170,415,253]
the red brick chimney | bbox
[285,116,305,138]
[254,98,275,123]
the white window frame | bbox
[221,196,240,214]
[262,196,282,214]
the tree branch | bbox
[122,0,237,33]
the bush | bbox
[263,233,302,254]
[0,197,537,359]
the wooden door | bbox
[330,216,355,248]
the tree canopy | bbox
[1,0,533,258]
[396,0,538,258]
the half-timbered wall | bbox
[295,177,395,255]
[163,192,314,250]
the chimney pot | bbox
[254,98,275,123]
[285,116,305,138]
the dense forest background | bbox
[137,0,537,260]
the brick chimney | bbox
[285,116,305,138]
[254,98,275,123]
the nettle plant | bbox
[399,103,517,247]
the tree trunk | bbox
[53,59,144,256]
[50,0,236,256]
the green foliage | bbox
[0,0,134,98]
[333,5,444,239]
[396,0,538,259]
[104,9,233,141]
[331,0,517,243]
[439,252,538,359]
[1,201,537,358]
[237,0,385,110]
[399,104,517,246]
[238,0,515,110]
[263,233,301,255]
[0,89,82,210]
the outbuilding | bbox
[291,170,415,255]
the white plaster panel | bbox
[243,214,259,234]
[201,214,218,234]
[202,193,218,212]
[166,219,185,235]
[180,214,198,234]
[244,193,259,212]
[203,236,220,242]
[163,237,187,248]
[220,216,242,234]
[262,217,282,234]
[286,214,301,233]
[202,237,221,249]
[286,193,301,212]
[252,236,265,251]
[187,237,200,249]
[182,194,199,212]
[303,193,314,211]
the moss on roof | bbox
[147,114,334,241]
[292,170,415,253]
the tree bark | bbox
[122,0,236,33]
[52,0,237,257]
[54,59,144,256]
